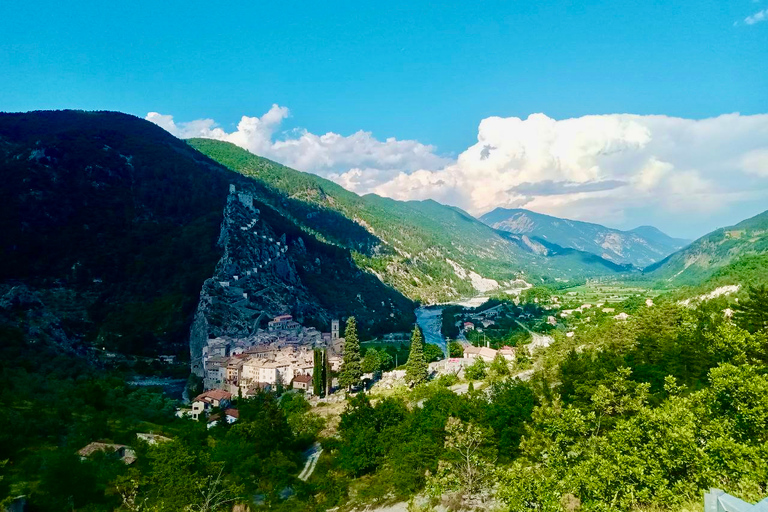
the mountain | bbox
[187,138,633,301]
[480,207,689,267]
[0,110,414,359]
[644,209,768,286]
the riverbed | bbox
[415,307,447,356]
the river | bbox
[415,306,447,356]
[415,282,533,357]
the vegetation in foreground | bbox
[2,286,767,511]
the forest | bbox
[1,285,766,511]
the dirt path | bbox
[298,442,323,481]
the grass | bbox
[558,281,663,305]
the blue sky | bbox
[2,0,767,238]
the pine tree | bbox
[338,317,362,390]
[405,325,429,386]
[736,284,768,333]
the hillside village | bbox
[177,314,346,420]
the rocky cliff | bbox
[0,110,414,364]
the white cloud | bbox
[147,105,450,179]
[741,148,768,176]
[147,108,768,232]
[745,8,768,24]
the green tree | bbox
[339,317,363,390]
[324,351,332,395]
[362,348,382,374]
[736,284,768,333]
[449,341,464,358]
[464,357,487,381]
[424,343,444,363]
[487,352,511,384]
[312,348,323,396]
[427,417,496,499]
[405,325,429,386]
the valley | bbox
[1,111,767,512]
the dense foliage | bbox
[339,317,363,390]
[405,326,429,386]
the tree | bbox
[324,351,332,395]
[487,352,511,384]
[339,317,363,390]
[735,284,768,333]
[378,350,394,371]
[464,357,487,381]
[405,325,429,386]
[362,348,382,374]
[427,417,496,498]
[449,341,464,358]
[312,349,323,396]
[424,343,444,363]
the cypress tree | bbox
[324,350,332,395]
[313,348,323,396]
[338,317,363,390]
[405,325,429,386]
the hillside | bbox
[0,110,414,358]
[645,209,768,286]
[187,138,632,301]
[480,207,689,267]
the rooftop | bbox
[194,389,232,402]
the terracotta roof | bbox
[225,408,240,419]
[194,389,232,402]
[293,374,312,383]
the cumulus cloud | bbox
[744,8,768,24]
[147,105,450,181]
[367,112,768,225]
[147,107,768,232]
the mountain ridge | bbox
[0,110,414,358]
[480,207,689,267]
[187,138,635,300]
[644,208,768,286]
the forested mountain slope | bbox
[0,110,414,357]
[645,209,768,286]
[481,207,689,267]
[188,139,631,301]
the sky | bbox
[2,1,767,239]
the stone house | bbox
[292,374,313,393]
[191,389,232,420]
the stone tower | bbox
[331,319,340,341]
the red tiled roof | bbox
[292,374,312,383]
[225,408,240,419]
[194,389,232,402]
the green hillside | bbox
[645,209,768,287]
[188,138,632,302]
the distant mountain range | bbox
[480,207,690,267]
[644,209,768,286]
[188,138,632,302]
[3,110,767,362]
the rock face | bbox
[190,188,327,375]
[0,110,414,363]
